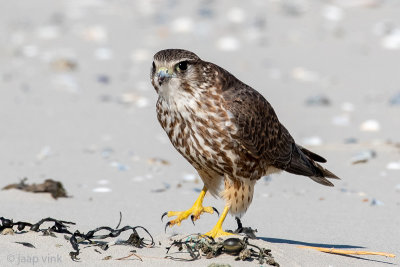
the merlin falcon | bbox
[151,49,339,238]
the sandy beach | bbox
[1,0,399,266]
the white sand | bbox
[0,0,399,266]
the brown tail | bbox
[285,144,339,186]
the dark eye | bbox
[177,61,188,71]
[152,61,156,70]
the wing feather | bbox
[218,70,294,169]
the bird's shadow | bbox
[258,236,395,265]
[258,236,363,249]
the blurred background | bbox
[0,0,399,244]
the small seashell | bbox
[381,29,400,50]
[21,45,39,58]
[131,49,151,62]
[332,115,350,126]
[92,187,112,193]
[37,25,60,40]
[341,102,355,112]
[227,7,246,24]
[360,120,380,132]
[291,67,319,82]
[322,5,344,22]
[132,176,144,182]
[350,150,376,164]
[182,173,197,182]
[36,146,52,161]
[171,17,194,33]
[302,136,323,146]
[1,228,14,235]
[83,26,108,42]
[386,161,400,170]
[94,48,113,60]
[216,36,240,51]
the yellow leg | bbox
[163,186,217,227]
[204,205,233,239]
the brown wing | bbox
[216,65,339,185]
[219,70,294,169]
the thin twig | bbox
[298,246,396,258]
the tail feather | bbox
[285,144,339,186]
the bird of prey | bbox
[151,49,339,238]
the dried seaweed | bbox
[2,178,68,199]
[0,214,154,261]
[165,235,279,265]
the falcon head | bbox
[151,49,209,101]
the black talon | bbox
[161,212,168,222]
[190,215,195,225]
[212,207,219,216]
[164,222,171,233]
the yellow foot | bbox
[204,226,233,239]
[203,205,233,239]
[161,186,218,231]
[162,205,218,227]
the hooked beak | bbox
[157,67,172,86]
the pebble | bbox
[92,187,112,193]
[350,150,376,164]
[302,136,323,146]
[386,162,400,170]
[147,158,170,165]
[97,74,110,84]
[360,120,380,132]
[395,184,400,192]
[51,58,78,71]
[389,92,400,106]
[151,182,170,193]
[305,95,331,106]
[344,137,358,144]
[370,198,384,206]
[216,36,240,51]
[110,161,130,171]
[281,0,309,16]
[101,148,113,158]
